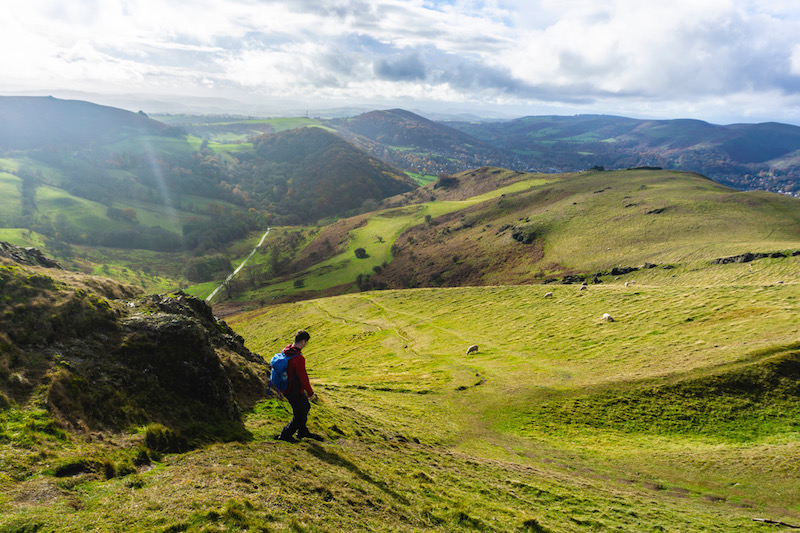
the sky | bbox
[3,0,800,124]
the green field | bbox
[3,167,800,530]
[210,169,800,305]
[406,171,438,186]
[224,271,800,531]
[3,260,799,531]
[0,171,22,221]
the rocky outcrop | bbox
[0,241,62,268]
[710,251,790,264]
[1,247,269,446]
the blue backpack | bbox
[269,352,297,393]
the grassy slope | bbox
[535,170,800,269]
[3,170,800,530]
[220,176,551,302]
[0,171,22,221]
[4,264,799,531]
[217,168,800,305]
[0,137,245,291]
[224,272,800,530]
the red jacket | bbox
[283,344,313,397]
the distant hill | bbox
[445,114,800,194]
[329,109,510,174]
[0,96,182,150]
[0,98,414,266]
[229,167,800,303]
[244,126,416,223]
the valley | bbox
[1,96,799,531]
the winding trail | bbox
[206,227,271,303]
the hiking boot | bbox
[297,430,324,441]
[275,433,297,443]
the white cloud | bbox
[2,0,800,123]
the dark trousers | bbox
[281,391,310,437]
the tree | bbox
[354,247,368,259]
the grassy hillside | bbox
[330,109,510,175]
[227,276,799,530]
[0,96,181,150]
[0,100,422,293]
[4,257,797,531]
[209,168,800,306]
[152,114,331,142]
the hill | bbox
[201,167,800,305]
[445,114,800,194]
[0,98,415,289]
[330,109,511,174]
[3,237,798,530]
[0,243,268,443]
[0,96,182,150]
[245,126,415,223]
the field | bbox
[2,167,800,531]
[203,169,800,307]
[2,259,799,531]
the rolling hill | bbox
[445,114,800,194]
[2,238,799,530]
[3,98,800,530]
[0,98,415,288]
[0,96,183,150]
[202,166,800,306]
[329,108,511,175]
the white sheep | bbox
[602,313,615,322]
[544,292,554,298]
[466,344,479,355]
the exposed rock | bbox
[711,252,770,264]
[0,241,62,269]
[611,266,638,276]
[1,259,269,446]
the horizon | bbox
[3,93,797,128]
[2,1,800,126]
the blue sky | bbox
[3,0,800,124]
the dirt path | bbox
[206,227,271,303]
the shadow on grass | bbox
[304,442,410,505]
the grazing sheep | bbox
[602,313,615,322]
[580,284,588,291]
[544,292,554,298]
[466,344,479,355]
[624,281,629,287]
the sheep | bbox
[544,292,554,298]
[466,344,479,355]
[602,313,615,322]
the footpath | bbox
[206,227,271,303]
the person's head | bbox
[294,329,310,349]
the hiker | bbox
[276,329,321,442]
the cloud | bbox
[3,0,800,123]
[374,52,427,81]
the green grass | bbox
[406,171,438,186]
[225,275,800,525]
[261,118,330,132]
[532,171,800,270]
[3,253,800,530]
[0,229,48,248]
[0,172,22,221]
[239,176,554,301]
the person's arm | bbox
[296,355,314,397]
